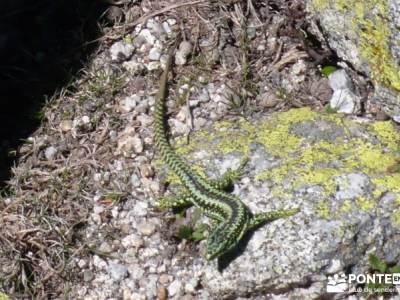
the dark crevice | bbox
[0,0,111,187]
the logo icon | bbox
[327,273,348,293]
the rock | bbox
[122,57,145,74]
[44,146,57,160]
[133,201,148,217]
[117,135,143,157]
[138,28,156,45]
[328,69,354,91]
[329,88,361,114]
[175,41,193,65]
[121,234,144,249]
[159,274,172,285]
[137,114,153,127]
[260,91,280,108]
[176,107,187,122]
[120,95,139,112]
[110,41,134,61]
[108,262,129,281]
[105,6,123,23]
[136,98,149,113]
[140,164,154,178]
[335,173,371,200]
[184,278,199,293]
[157,107,400,298]
[168,280,182,297]
[83,270,94,282]
[306,0,400,118]
[137,222,156,236]
[156,286,168,300]
[98,242,112,253]
[149,47,162,61]
[60,120,73,132]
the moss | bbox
[311,0,400,92]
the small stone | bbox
[120,223,131,234]
[184,278,199,293]
[131,173,141,187]
[60,120,73,132]
[329,89,361,114]
[138,222,156,236]
[123,58,145,74]
[175,41,193,65]
[162,22,172,35]
[98,242,112,253]
[83,270,94,282]
[138,29,156,45]
[108,262,129,281]
[81,115,90,124]
[159,274,171,285]
[328,69,354,91]
[147,61,160,71]
[326,259,343,274]
[117,135,143,157]
[137,114,153,127]
[93,255,107,269]
[120,95,139,112]
[110,41,135,61]
[105,6,123,23]
[133,201,148,217]
[176,107,187,122]
[136,99,149,113]
[121,234,144,248]
[140,164,154,178]
[149,47,162,61]
[123,289,133,300]
[393,114,400,123]
[157,286,168,300]
[132,136,144,153]
[77,259,87,268]
[194,117,207,129]
[44,146,57,160]
[375,111,390,121]
[260,91,280,108]
[168,279,182,296]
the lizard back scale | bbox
[154,38,299,260]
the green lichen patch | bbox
[168,107,400,222]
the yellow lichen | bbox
[373,174,400,194]
[340,200,352,214]
[392,210,400,226]
[168,107,400,225]
[369,121,400,150]
[316,201,331,219]
[356,196,375,211]
[311,0,400,92]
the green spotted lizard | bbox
[154,37,299,260]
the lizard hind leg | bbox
[248,208,299,230]
[157,191,193,209]
[211,156,250,191]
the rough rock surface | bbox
[75,107,400,299]
[306,0,400,118]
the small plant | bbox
[365,254,400,296]
[178,223,209,241]
[325,104,338,114]
[321,65,337,77]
